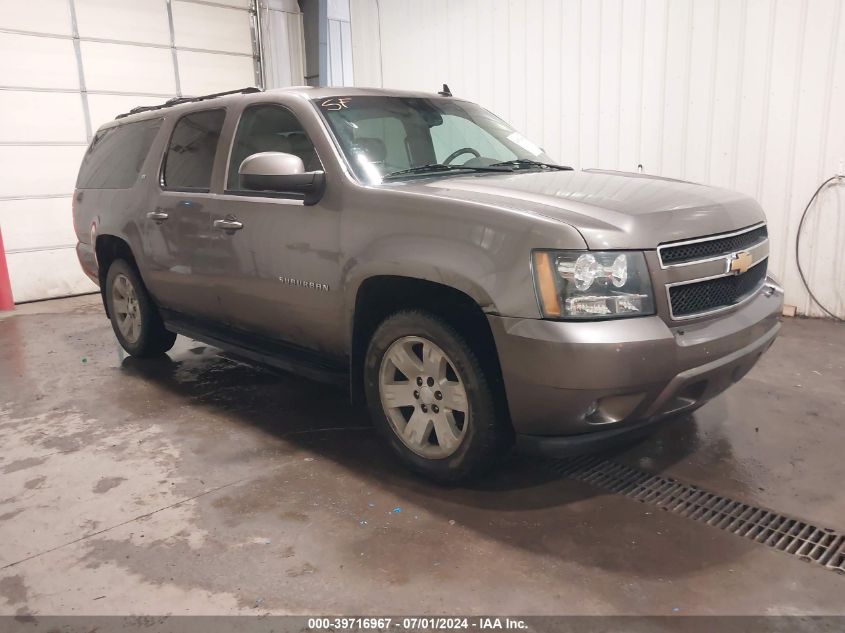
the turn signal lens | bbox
[532,251,562,317]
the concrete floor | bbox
[0,295,844,616]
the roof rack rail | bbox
[115,86,262,119]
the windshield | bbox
[313,96,556,183]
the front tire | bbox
[105,259,176,357]
[364,310,512,483]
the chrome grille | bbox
[659,224,768,266]
[670,261,768,317]
[658,223,770,320]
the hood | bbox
[388,169,766,249]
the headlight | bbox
[532,250,655,319]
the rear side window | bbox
[162,109,226,191]
[76,118,162,189]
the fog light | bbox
[585,393,646,425]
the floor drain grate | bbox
[547,456,845,576]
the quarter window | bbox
[227,104,321,191]
[162,109,226,191]
[76,118,162,189]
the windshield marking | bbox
[321,98,351,110]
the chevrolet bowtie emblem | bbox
[727,250,752,275]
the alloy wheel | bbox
[378,335,469,458]
[112,273,142,344]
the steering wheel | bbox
[443,147,481,165]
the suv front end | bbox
[308,87,784,475]
[490,222,783,455]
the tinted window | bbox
[76,118,162,189]
[227,105,321,190]
[163,109,226,190]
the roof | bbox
[265,86,452,100]
[102,85,456,130]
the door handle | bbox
[213,218,244,233]
[146,209,169,223]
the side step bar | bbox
[161,311,348,386]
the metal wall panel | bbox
[172,1,254,54]
[259,0,306,88]
[350,0,845,318]
[0,33,79,89]
[327,18,354,85]
[211,0,252,7]
[0,0,264,302]
[327,0,354,86]
[86,95,166,130]
[75,0,171,44]
[7,249,94,302]
[0,91,86,143]
[80,41,176,93]
[176,49,256,94]
[0,198,78,253]
[0,146,87,199]
[0,0,72,35]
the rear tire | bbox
[105,259,176,357]
[364,310,512,483]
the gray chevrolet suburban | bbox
[73,86,783,482]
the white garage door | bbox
[0,0,261,303]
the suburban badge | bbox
[278,276,330,292]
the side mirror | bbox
[238,152,326,205]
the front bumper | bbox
[489,280,783,454]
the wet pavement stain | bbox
[0,575,28,605]
[0,509,24,522]
[28,431,88,453]
[2,458,47,475]
[285,562,317,577]
[23,477,45,490]
[279,510,309,523]
[1,296,844,615]
[92,477,127,494]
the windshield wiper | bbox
[382,163,512,180]
[489,159,573,171]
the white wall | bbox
[350,0,845,318]
[0,0,259,303]
[260,0,306,88]
[327,0,355,85]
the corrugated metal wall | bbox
[350,0,845,318]
[0,0,261,303]
[259,0,306,88]
[327,0,355,85]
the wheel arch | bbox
[348,275,509,422]
[94,234,139,317]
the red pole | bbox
[0,225,14,311]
